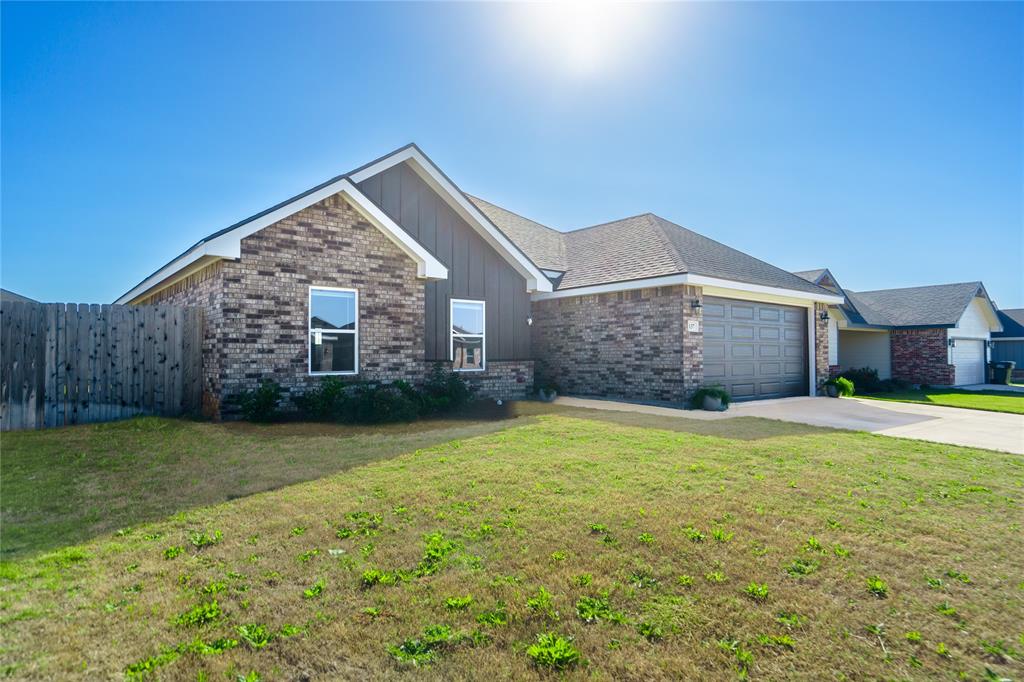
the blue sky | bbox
[2,2,1021,306]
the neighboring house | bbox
[115,143,843,416]
[795,269,1002,386]
[0,288,37,304]
[991,309,1024,379]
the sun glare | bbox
[513,1,662,79]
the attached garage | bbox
[951,338,985,386]
[703,296,808,401]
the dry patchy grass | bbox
[1,407,1022,680]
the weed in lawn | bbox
[744,583,770,602]
[628,566,658,589]
[444,595,473,611]
[775,612,804,629]
[705,571,727,584]
[290,526,306,536]
[637,621,664,642]
[637,532,655,545]
[683,526,706,543]
[712,528,734,543]
[188,530,222,549]
[526,632,581,670]
[804,536,824,554]
[175,600,222,628]
[576,595,625,624]
[905,631,922,643]
[589,523,609,535]
[415,532,458,577]
[927,576,944,589]
[946,570,972,584]
[526,586,557,619]
[163,545,184,560]
[201,580,227,595]
[832,544,849,558]
[980,640,1020,662]
[936,642,951,658]
[677,574,694,588]
[550,550,567,563]
[936,601,958,618]
[718,639,754,679]
[279,624,302,637]
[866,576,889,598]
[757,634,795,649]
[476,602,509,627]
[573,573,593,587]
[237,623,273,650]
[787,557,819,577]
[303,578,325,599]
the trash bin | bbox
[990,361,1016,385]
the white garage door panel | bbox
[952,339,984,386]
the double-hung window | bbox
[309,287,358,375]
[451,299,485,371]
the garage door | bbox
[952,338,985,385]
[703,296,808,401]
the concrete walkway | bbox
[959,383,1024,393]
[554,395,1024,454]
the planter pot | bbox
[702,395,724,411]
[538,388,558,403]
[824,384,839,398]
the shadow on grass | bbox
[0,400,828,560]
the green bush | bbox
[824,376,855,397]
[689,385,731,410]
[237,379,283,422]
[420,363,473,414]
[295,366,472,424]
[838,367,881,393]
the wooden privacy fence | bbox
[1,302,203,431]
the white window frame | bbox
[450,298,486,372]
[308,286,359,376]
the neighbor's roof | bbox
[793,269,828,283]
[994,309,1024,338]
[0,288,37,304]
[470,202,831,294]
[843,281,989,328]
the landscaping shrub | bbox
[237,379,283,422]
[420,363,473,414]
[824,376,855,397]
[294,366,472,425]
[689,385,731,410]
[838,367,881,393]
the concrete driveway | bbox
[554,395,1024,454]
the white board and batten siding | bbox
[949,297,994,386]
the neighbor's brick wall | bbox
[814,303,831,393]
[531,285,691,404]
[891,328,955,385]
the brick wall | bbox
[457,360,534,401]
[814,303,831,393]
[531,285,691,404]
[891,328,955,385]
[681,286,704,394]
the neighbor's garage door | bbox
[952,338,985,385]
[703,296,808,401]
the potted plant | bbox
[537,381,559,403]
[690,385,731,411]
[822,377,854,398]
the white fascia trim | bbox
[114,178,447,305]
[349,146,553,293]
[531,273,845,305]
[992,337,1024,341]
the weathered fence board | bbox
[0,302,203,431]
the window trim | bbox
[308,285,359,376]
[450,298,486,372]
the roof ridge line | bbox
[854,281,983,295]
[565,211,658,235]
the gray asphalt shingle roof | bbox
[993,309,1024,338]
[470,199,832,295]
[844,282,987,328]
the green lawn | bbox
[857,387,1024,414]
[1,405,1021,680]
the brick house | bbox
[795,269,1002,386]
[117,144,846,416]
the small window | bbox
[309,287,358,375]
[451,299,485,371]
